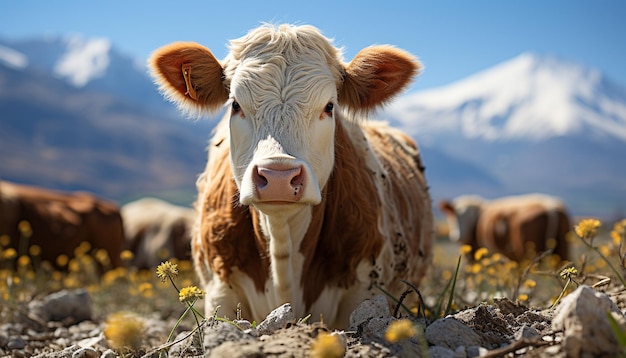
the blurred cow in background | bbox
[439,193,570,262]
[121,197,194,268]
[0,180,124,269]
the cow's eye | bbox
[232,100,241,113]
[324,102,334,116]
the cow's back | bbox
[361,120,433,295]
[0,181,124,269]
[477,195,570,261]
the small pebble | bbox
[7,337,26,350]
[72,347,98,358]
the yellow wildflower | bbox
[56,254,69,267]
[460,244,472,255]
[179,285,205,304]
[17,255,30,267]
[575,218,601,239]
[138,283,154,298]
[474,247,489,261]
[560,266,578,279]
[104,312,144,350]
[156,261,178,282]
[523,279,537,289]
[3,248,17,260]
[28,244,41,257]
[17,220,32,237]
[120,250,134,261]
[74,241,91,257]
[384,318,418,343]
[517,294,529,302]
[311,331,346,358]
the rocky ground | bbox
[1,284,625,357]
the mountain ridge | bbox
[387,52,626,142]
[1,35,625,217]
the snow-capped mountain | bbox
[383,53,626,218]
[0,35,172,111]
[1,34,625,217]
[387,52,626,142]
[0,35,213,204]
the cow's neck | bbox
[256,205,312,307]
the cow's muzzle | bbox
[253,164,305,203]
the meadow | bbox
[1,217,626,356]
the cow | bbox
[121,197,195,268]
[439,194,571,262]
[148,24,433,328]
[0,180,124,270]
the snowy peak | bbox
[53,36,111,87]
[387,52,626,142]
[0,45,28,69]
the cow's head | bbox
[439,196,484,243]
[149,24,419,213]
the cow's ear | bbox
[438,200,455,215]
[339,45,420,113]
[149,42,229,114]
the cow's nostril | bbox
[253,166,269,187]
[290,169,303,187]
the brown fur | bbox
[340,46,420,112]
[149,42,229,113]
[152,24,433,325]
[362,122,433,297]
[194,127,270,292]
[440,195,570,262]
[0,181,124,270]
[477,201,570,261]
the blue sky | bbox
[1,1,625,93]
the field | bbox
[1,218,626,356]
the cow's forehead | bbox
[223,25,344,114]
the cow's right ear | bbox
[149,42,229,114]
[438,200,455,215]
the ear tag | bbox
[182,63,198,100]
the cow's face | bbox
[149,24,420,213]
[225,33,342,210]
[439,197,483,243]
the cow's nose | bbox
[253,165,304,202]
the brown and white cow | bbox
[121,197,194,268]
[0,180,124,269]
[149,24,433,328]
[439,194,570,262]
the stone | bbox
[256,303,295,336]
[349,295,392,331]
[71,347,98,358]
[28,289,92,324]
[552,285,625,357]
[425,317,485,350]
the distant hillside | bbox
[0,36,217,205]
[1,35,625,218]
[384,52,626,218]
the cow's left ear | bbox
[438,200,455,215]
[339,46,420,112]
[149,42,229,115]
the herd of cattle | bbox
[1,24,576,328]
[0,180,571,274]
[0,180,194,270]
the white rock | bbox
[552,285,625,357]
[256,303,295,336]
[349,294,391,331]
[28,289,92,323]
